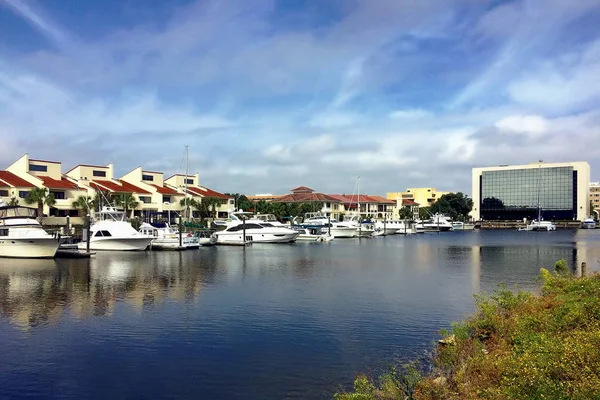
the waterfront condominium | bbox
[471,161,590,222]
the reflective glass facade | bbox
[480,166,577,220]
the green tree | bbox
[72,195,94,216]
[93,190,111,211]
[430,192,474,221]
[25,187,56,221]
[179,197,198,221]
[113,193,139,218]
[398,206,414,220]
[202,197,223,219]
[225,193,254,212]
[8,197,19,206]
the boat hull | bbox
[0,237,60,258]
[77,237,153,251]
[582,223,596,229]
[330,227,357,238]
[215,232,299,245]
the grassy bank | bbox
[335,263,600,399]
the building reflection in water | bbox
[0,249,225,330]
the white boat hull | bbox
[0,237,60,258]
[215,232,299,245]
[330,227,357,238]
[77,237,153,251]
[198,237,217,246]
[296,233,333,242]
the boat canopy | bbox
[0,206,37,219]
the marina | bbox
[1,230,600,399]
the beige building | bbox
[471,161,590,221]
[590,182,600,217]
[164,174,234,219]
[4,154,87,224]
[386,187,451,208]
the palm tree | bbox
[179,197,198,221]
[72,195,94,216]
[113,193,139,218]
[8,197,19,206]
[25,187,56,221]
[202,197,223,219]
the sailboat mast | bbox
[185,145,189,222]
[357,176,360,218]
[537,164,542,221]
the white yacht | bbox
[0,202,62,258]
[415,213,454,232]
[582,217,596,229]
[78,207,153,251]
[212,213,299,245]
[374,219,409,235]
[338,214,373,237]
[291,225,333,242]
[526,220,556,231]
[302,212,357,238]
[139,222,201,250]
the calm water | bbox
[2,230,600,399]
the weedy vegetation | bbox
[335,260,600,399]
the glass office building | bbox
[471,162,590,221]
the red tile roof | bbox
[290,186,315,193]
[151,184,179,195]
[368,195,396,204]
[277,192,339,203]
[402,199,420,206]
[39,176,78,189]
[186,186,231,199]
[0,171,35,188]
[90,179,150,194]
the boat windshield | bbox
[256,214,278,222]
[0,207,37,219]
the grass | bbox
[335,262,600,399]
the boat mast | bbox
[537,162,542,221]
[185,145,190,223]
[357,176,360,219]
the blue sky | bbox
[1,0,600,196]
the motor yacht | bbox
[212,213,299,244]
[78,207,154,251]
[0,202,62,258]
[302,212,357,238]
[139,222,201,250]
[415,214,454,232]
[582,217,596,229]
[290,225,333,242]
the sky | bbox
[1,0,600,196]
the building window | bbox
[29,164,47,172]
[185,179,194,185]
[139,196,151,204]
[18,191,30,199]
[0,190,8,197]
[481,166,575,220]
[93,170,106,177]
[163,196,171,203]
[50,191,66,200]
[142,174,154,181]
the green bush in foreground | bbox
[335,267,600,399]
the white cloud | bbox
[389,109,432,120]
[495,115,548,136]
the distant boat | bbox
[213,212,299,244]
[415,213,453,232]
[525,165,556,232]
[582,217,596,229]
[139,222,202,250]
[451,221,475,230]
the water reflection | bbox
[0,249,226,330]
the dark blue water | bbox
[2,230,600,399]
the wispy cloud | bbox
[2,0,77,50]
[1,0,600,194]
